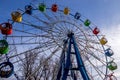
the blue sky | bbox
[1,0,120,27]
[0,0,120,79]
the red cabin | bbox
[0,23,12,35]
[93,27,100,35]
[51,4,58,12]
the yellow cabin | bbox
[100,37,107,45]
[11,11,22,22]
[64,7,70,15]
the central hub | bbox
[67,32,74,38]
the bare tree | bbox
[20,50,59,80]
[21,50,39,80]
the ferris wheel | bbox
[0,2,118,80]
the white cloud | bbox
[101,24,120,78]
[102,24,120,58]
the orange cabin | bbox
[64,7,70,15]
[11,11,22,22]
[100,37,108,45]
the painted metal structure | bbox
[56,32,90,80]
